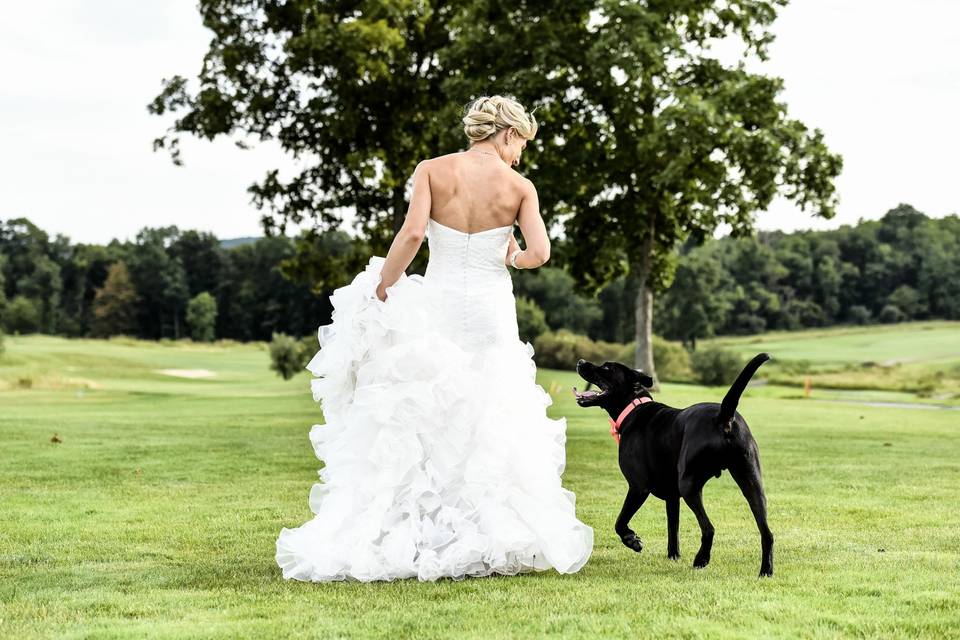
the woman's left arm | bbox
[376,161,431,301]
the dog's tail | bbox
[718,353,771,434]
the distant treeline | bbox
[654,204,960,347]
[1,204,957,345]
[0,223,330,342]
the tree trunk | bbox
[632,222,659,389]
[633,279,658,388]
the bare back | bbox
[427,152,527,233]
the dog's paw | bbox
[692,552,711,569]
[667,551,681,561]
[620,534,643,553]
[759,565,773,578]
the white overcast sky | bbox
[1,1,958,244]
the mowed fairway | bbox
[707,321,960,401]
[1,335,958,639]
[708,321,960,366]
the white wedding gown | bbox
[275,217,594,582]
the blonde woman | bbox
[276,95,593,582]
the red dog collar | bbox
[609,396,652,444]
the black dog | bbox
[573,353,774,577]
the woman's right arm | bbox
[512,179,550,268]
[504,233,522,267]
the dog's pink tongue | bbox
[572,386,598,398]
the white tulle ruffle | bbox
[275,256,594,582]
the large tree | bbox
[447,2,840,382]
[539,2,841,383]
[151,1,840,381]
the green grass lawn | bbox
[1,335,959,639]
[707,321,960,366]
[704,321,960,401]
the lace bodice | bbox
[422,217,519,349]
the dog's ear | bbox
[633,369,654,388]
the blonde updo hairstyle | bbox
[462,95,538,144]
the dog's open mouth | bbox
[572,384,607,402]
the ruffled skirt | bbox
[275,256,594,582]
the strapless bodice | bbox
[423,218,514,290]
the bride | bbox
[275,95,594,582]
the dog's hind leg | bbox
[616,487,649,553]
[729,457,774,577]
[666,498,681,560]
[680,482,714,569]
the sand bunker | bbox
[156,369,216,379]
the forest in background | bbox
[1,204,958,347]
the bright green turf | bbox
[1,335,958,639]
[704,321,960,400]
[705,321,960,365]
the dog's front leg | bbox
[616,487,649,553]
[666,498,681,560]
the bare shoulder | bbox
[415,153,461,176]
[424,152,463,165]
[502,172,534,207]
[415,157,438,171]
[518,175,537,195]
